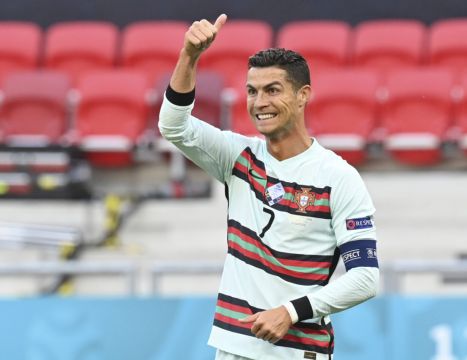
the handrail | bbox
[1,259,466,296]
[0,261,138,295]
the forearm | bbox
[286,267,379,323]
[169,49,199,93]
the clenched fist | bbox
[183,14,227,58]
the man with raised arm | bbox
[159,14,379,360]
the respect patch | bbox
[339,239,378,270]
[346,216,373,230]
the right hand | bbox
[183,14,227,58]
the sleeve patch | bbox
[346,216,373,230]
[339,239,378,271]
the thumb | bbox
[239,312,259,323]
[214,13,227,31]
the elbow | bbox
[364,267,380,299]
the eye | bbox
[247,88,257,96]
[268,87,280,95]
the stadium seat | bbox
[155,71,224,128]
[454,72,467,156]
[276,21,351,74]
[73,71,150,167]
[0,71,71,146]
[44,21,118,83]
[121,21,188,84]
[224,76,260,137]
[0,22,42,85]
[305,69,380,165]
[198,20,273,87]
[352,19,427,75]
[381,68,454,165]
[428,18,467,75]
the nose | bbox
[254,91,270,109]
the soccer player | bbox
[159,14,379,360]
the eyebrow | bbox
[246,81,283,90]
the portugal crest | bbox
[293,188,315,213]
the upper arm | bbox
[330,166,378,271]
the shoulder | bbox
[315,142,361,184]
[223,131,265,151]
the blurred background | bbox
[0,1,467,359]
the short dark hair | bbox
[248,48,311,90]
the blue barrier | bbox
[0,296,466,360]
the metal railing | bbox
[1,259,467,296]
[0,221,83,248]
[0,261,138,295]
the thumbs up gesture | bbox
[183,14,227,58]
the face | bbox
[246,66,310,140]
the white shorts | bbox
[215,348,333,360]
[215,349,254,360]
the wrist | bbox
[283,302,299,324]
[180,48,201,65]
[290,296,314,322]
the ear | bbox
[297,85,312,108]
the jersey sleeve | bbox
[330,165,377,247]
[158,94,251,183]
[285,165,380,322]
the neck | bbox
[266,133,313,161]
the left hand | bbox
[239,306,292,343]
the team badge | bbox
[293,187,315,213]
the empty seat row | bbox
[228,67,467,165]
[0,70,150,167]
[3,18,467,87]
[1,67,467,168]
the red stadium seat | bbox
[154,70,225,130]
[44,21,118,83]
[199,20,273,87]
[121,21,188,84]
[352,19,427,75]
[428,18,467,75]
[381,68,454,165]
[225,76,260,137]
[305,69,380,165]
[0,71,71,146]
[73,71,150,167]
[0,22,42,85]
[454,72,467,155]
[276,21,351,74]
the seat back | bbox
[154,70,224,130]
[306,69,379,136]
[277,21,351,74]
[44,21,118,83]
[429,18,467,75]
[76,70,149,139]
[381,68,454,165]
[353,19,427,74]
[0,71,71,145]
[0,22,42,84]
[382,68,453,135]
[121,21,188,84]
[199,20,273,86]
[305,69,379,164]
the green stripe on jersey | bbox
[228,233,329,275]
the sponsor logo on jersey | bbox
[304,351,317,359]
[293,188,315,213]
[346,216,373,230]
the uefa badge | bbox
[293,188,315,213]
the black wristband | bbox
[165,85,195,106]
[291,296,314,321]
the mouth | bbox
[255,113,277,121]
